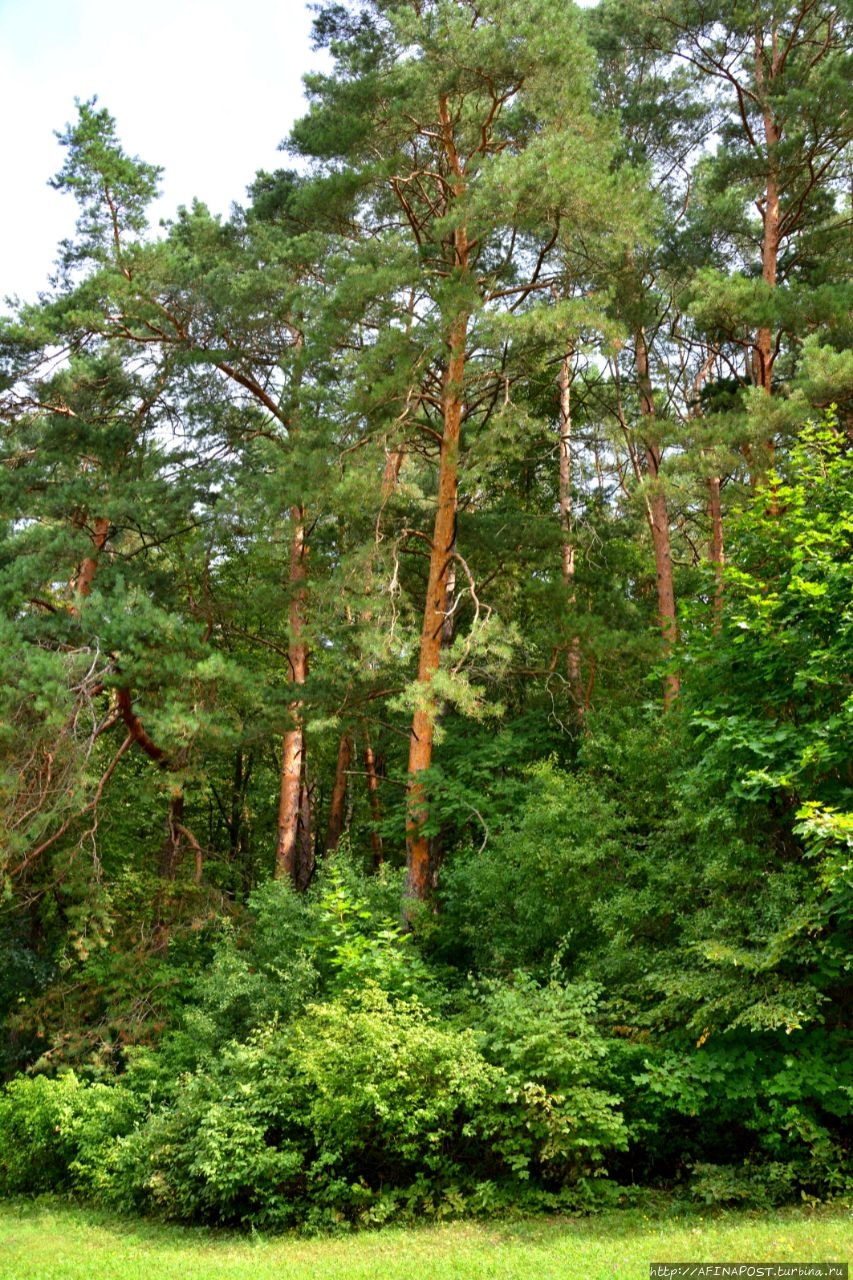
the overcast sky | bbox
[0,0,321,304]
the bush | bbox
[0,1071,138,1195]
[439,759,625,975]
[471,974,628,1183]
[108,981,628,1228]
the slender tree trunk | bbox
[635,328,680,708]
[753,30,781,397]
[296,777,314,891]
[276,507,311,884]
[363,730,384,870]
[404,98,473,908]
[558,351,583,712]
[228,748,252,862]
[707,474,725,629]
[441,553,457,646]
[158,786,185,881]
[690,349,725,629]
[325,731,352,854]
[405,305,467,905]
[752,161,779,393]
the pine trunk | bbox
[72,516,111,602]
[405,307,467,905]
[558,352,583,711]
[276,508,311,884]
[364,731,384,870]
[753,30,781,398]
[635,329,680,708]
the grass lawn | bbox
[0,1199,850,1280]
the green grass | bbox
[0,1200,850,1280]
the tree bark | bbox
[363,729,384,870]
[71,516,111,602]
[382,447,405,496]
[405,305,467,905]
[558,351,583,712]
[752,27,781,397]
[635,328,680,708]
[276,507,312,885]
[158,786,185,881]
[296,776,314,891]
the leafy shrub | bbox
[138,865,442,1092]
[0,1071,138,1195]
[108,982,628,1228]
[687,1161,797,1209]
[440,759,625,975]
[627,1026,853,1197]
[471,974,628,1180]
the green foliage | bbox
[794,803,853,909]
[2,0,852,1235]
[632,1027,853,1200]
[51,97,162,274]
[470,974,628,1177]
[0,1072,139,1196]
[0,883,632,1228]
[109,981,626,1229]
[684,419,853,808]
[440,758,624,974]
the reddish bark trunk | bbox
[405,306,467,905]
[403,94,470,907]
[116,687,168,764]
[382,447,405,496]
[276,508,312,884]
[558,352,583,712]
[364,731,384,870]
[752,29,781,398]
[71,516,111,602]
[635,329,680,708]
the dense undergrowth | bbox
[2,700,851,1230]
[3,431,852,1224]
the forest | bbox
[0,0,851,1232]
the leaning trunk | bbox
[276,507,312,885]
[405,308,467,905]
[635,328,680,708]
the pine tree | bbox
[290,0,623,905]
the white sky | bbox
[0,0,320,304]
